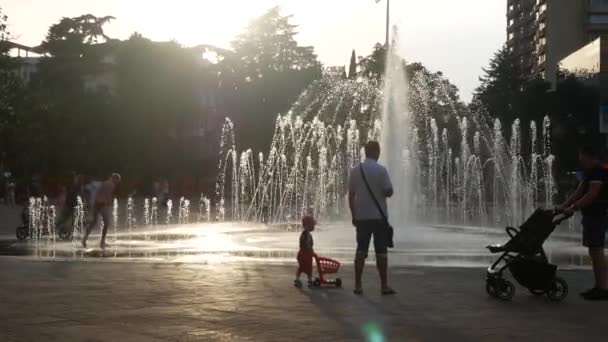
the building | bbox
[323,66,346,80]
[559,36,608,137]
[0,41,43,83]
[507,0,608,85]
[507,0,537,77]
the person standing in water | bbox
[82,173,121,248]
[348,141,395,296]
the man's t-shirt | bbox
[581,165,608,217]
[349,159,393,221]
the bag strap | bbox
[359,164,388,223]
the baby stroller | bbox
[15,205,29,241]
[15,204,72,241]
[485,209,571,302]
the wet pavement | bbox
[0,220,592,268]
[0,257,605,341]
[0,207,604,341]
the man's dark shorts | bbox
[355,219,388,257]
[582,215,608,248]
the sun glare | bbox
[126,0,273,48]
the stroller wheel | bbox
[529,288,546,296]
[335,278,342,288]
[496,280,515,301]
[16,226,28,241]
[313,278,321,287]
[547,277,568,302]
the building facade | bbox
[559,36,608,141]
[507,0,608,85]
[1,41,42,83]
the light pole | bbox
[385,0,390,46]
[376,0,390,46]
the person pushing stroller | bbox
[559,146,608,300]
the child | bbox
[294,216,316,288]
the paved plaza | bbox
[0,256,606,342]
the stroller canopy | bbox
[504,209,556,256]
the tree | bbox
[41,14,115,57]
[471,47,550,138]
[550,76,601,174]
[348,49,357,79]
[223,7,322,150]
[358,43,386,81]
[0,7,25,173]
[19,14,117,174]
[231,7,321,76]
[114,34,206,177]
[472,48,525,123]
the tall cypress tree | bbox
[348,49,357,79]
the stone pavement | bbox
[0,258,606,342]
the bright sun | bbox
[126,0,274,48]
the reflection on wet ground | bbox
[0,222,591,268]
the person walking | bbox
[82,173,121,249]
[560,146,608,300]
[348,141,395,295]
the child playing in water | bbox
[294,216,316,288]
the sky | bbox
[2,0,507,102]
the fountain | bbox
[9,28,583,268]
[380,36,414,225]
[213,79,557,228]
[143,198,150,226]
[166,199,173,225]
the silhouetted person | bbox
[294,216,316,288]
[560,146,608,300]
[348,141,395,295]
[82,173,121,248]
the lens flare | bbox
[362,322,385,342]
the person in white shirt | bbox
[348,141,395,295]
[82,173,121,248]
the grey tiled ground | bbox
[0,257,605,342]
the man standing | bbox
[560,146,608,300]
[82,173,121,248]
[348,141,395,295]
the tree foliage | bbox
[222,7,322,149]
[472,47,602,175]
[41,14,115,57]
[2,8,323,187]
[0,7,25,171]
[358,43,386,81]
